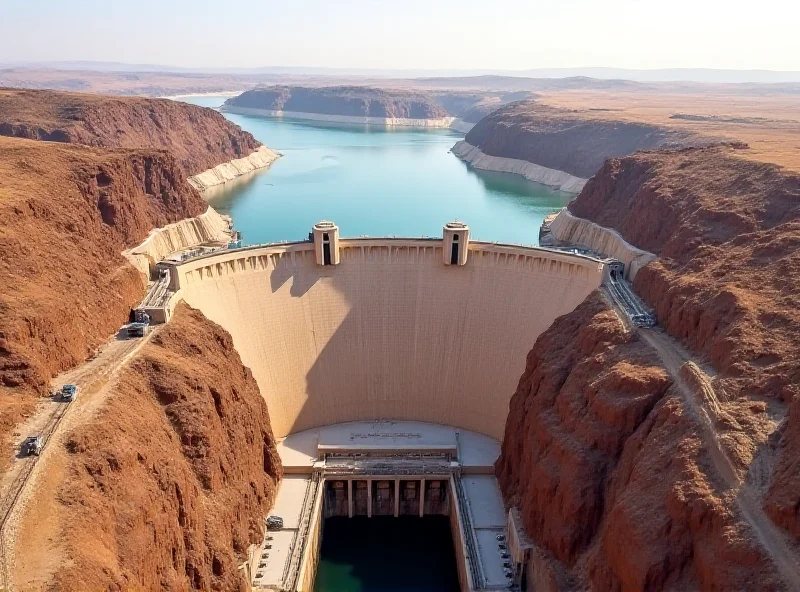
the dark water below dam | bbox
[314,516,460,592]
[179,95,571,246]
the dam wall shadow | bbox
[173,239,603,440]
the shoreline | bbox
[221,105,457,128]
[449,119,475,133]
[451,140,587,193]
[188,145,281,192]
[164,90,245,100]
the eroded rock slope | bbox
[498,144,799,590]
[0,88,261,175]
[49,303,282,591]
[0,136,206,396]
[465,100,701,178]
[497,293,785,590]
[571,146,800,540]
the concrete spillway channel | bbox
[246,421,519,591]
[135,268,178,324]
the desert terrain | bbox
[0,71,797,591]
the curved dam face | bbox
[169,237,603,440]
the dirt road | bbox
[0,330,156,590]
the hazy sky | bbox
[2,0,799,71]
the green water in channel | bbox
[181,95,570,246]
[314,516,460,592]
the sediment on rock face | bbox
[47,303,282,591]
[548,209,656,279]
[496,292,784,590]
[222,106,456,128]
[464,100,700,179]
[0,136,206,396]
[452,140,587,193]
[188,145,282,191]
[448,119,475,133]
[123,206,233,276]
[0,88,262,175]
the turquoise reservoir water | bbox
[180,96,570,245]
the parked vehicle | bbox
[22,435,42,456]
[61,384,78,402]
[126,322,150,338]
[266,515,284,531]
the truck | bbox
[61,383,78,402]
[22,435,42,456]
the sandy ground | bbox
[0,330,157,591]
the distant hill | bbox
[223,86,450,120]
[3,62,800,84]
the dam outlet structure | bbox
[158,221,616,591]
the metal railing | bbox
[280,473,321,591]
[453,475,486,590]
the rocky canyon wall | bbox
[44,304,282,591]
[0,88,263,176]
[497,144,800,589]
[464,100,701,179]
[224,86,451,121]
[0,136,207,397]
[496,292,784,590]
[569,146,799,408]
[570,146,800,543]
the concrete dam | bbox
[165,222,604,440]
[160,221,607,591]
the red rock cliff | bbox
[49,303,282,591]
[0,136,206,397]
[496,293,784,590]
[0,88,262,175]
[569,146,799,407]
[568,146,800,547]
[464,101,703,178]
